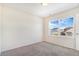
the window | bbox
[49,16,74,36]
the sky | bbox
[49,17,73,29]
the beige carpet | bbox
[1,42,79,56]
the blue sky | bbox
[49,17,73,29]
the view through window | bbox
[49,16,74,36]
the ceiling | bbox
[3,3,79,17]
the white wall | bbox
[0,5,43,52]
[0,5,2,53]
[44,7,79,49]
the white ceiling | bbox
[3,3,79,17]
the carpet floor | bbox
[1,42,79,56]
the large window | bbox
[49,16,74,36]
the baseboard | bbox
[1,41,42,53]
[43,41,79,52]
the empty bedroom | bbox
[0,3,79,56]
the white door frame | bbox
[75,14,79,50]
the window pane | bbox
[49,19,59,35]
[49,16,74,36]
